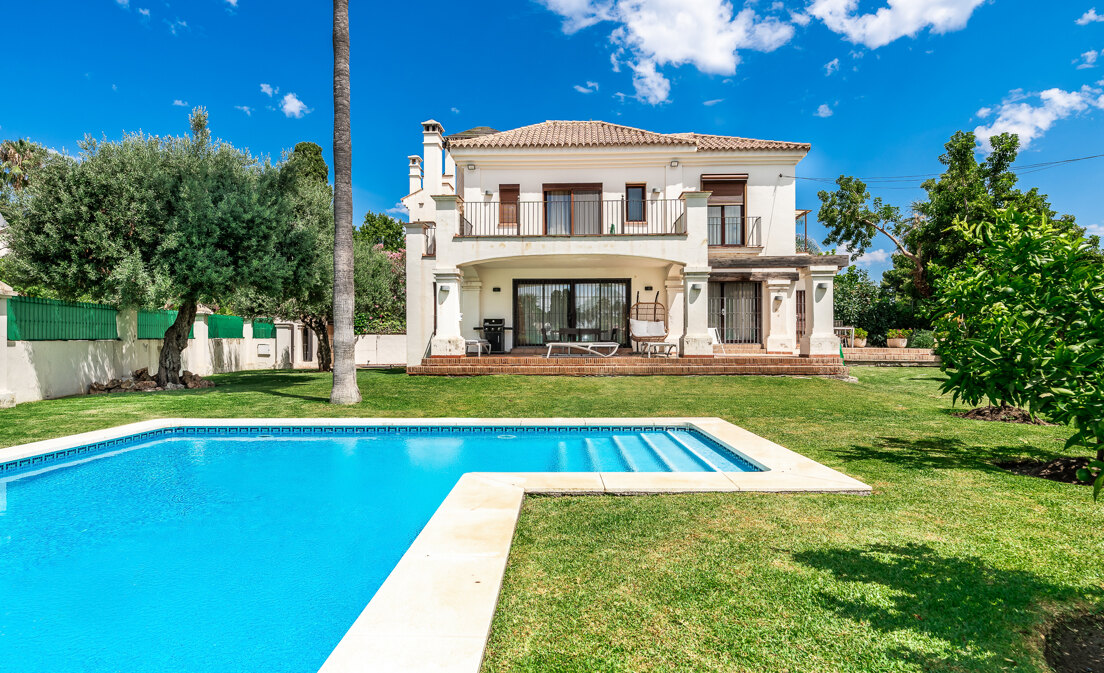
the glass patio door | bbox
[514,280,628,346]
[708,281,761,344]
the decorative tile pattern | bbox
[0,424,758,477]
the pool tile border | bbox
[0,418,871,673]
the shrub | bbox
[934,208,1104,477]
[908,329,935,349]
[854,327,868,339]
[886,328,911,339]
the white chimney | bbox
[421,119,444,195]
[408,155,422,194]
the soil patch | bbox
[953,405,1052,424]
[1046,613,1104,673]
[996,457,1096,486]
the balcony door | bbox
[543,184,602,235]
[514,279,629,346]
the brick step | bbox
[411,357,849,377]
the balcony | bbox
[707,216,762,248]
[458,198,686,237]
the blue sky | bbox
[3,0,1103,280]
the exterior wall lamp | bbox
[466,164,476,171]
[670,160,679,168]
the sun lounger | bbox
[544,342,620,358]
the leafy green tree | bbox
[6,108,292,386]
[795,234,821,254]
[358,211,405,251]
[833,266,920,345]
[933,208,1104,497]
[820,131,1089,301]
[281,141,329,188]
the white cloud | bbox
[703,98,724,106]
[851,247,891,266]
[1077,8,1104,25]
[172,99,188,107]
[165,18,187,35]
[824,57,840,75]
[225,0,239,6]
[540,0,794,104]
[112,84,118,92]
[815,103,834,117]
[573,80,600,93]
[280,93,310,118]
[116,0,129,7]
[137,7,150,17]
[974,85,1104,150]
[807,0,986,49]
[1075,49,1101,69]
[234,105,253,116]
[790,11,811,26]
[386,202,409,221]
[450,106,461,114]
[260,83,277,97]
[1084,222,1104,237]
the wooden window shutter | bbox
[500,184,519,225]
[702,179,744,205]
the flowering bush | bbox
[886,328,911,339]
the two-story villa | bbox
[401,120,849,375]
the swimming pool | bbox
[0,423,760,673]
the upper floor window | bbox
[702,175,746,246]
[626,184,646,223]
[543,183,602,235]
[500,184,519,225]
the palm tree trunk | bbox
[329,0,360,405]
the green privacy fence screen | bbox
[207,314,244,339]
[136,309,194,340]
[7,296,118,341]
[252,319,276,339]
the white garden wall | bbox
[0,298,319,406]
[354,334,405,366]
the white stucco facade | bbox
[402,120,846,368]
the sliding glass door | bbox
[514,279,629,346]
[544,188,601,235]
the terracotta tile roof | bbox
[446,120,809,152]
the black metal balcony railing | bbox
[707,216,762,247]
[459,199,686,237]
[423,223,436,256]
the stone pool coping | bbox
[0,417,871,673]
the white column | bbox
[664,278,685,352]
[404,221,431,367]
[800,265,841,356]
[115,308,139,377]
[460,277,482,341]
[681,269,712,356]
[191,307,212,376]
[765,279,797,353]
[242,319,255,370]
[0,287,14,408]
[430,269,466,356]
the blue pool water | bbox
[0,425,758,672]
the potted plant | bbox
[853,327,868,348]
[886,328,910,349]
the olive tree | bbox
[933,208,1104,497]
[6,109,292,386]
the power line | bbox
[781,151,1104,188]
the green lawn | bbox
[2,368,1101,672]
